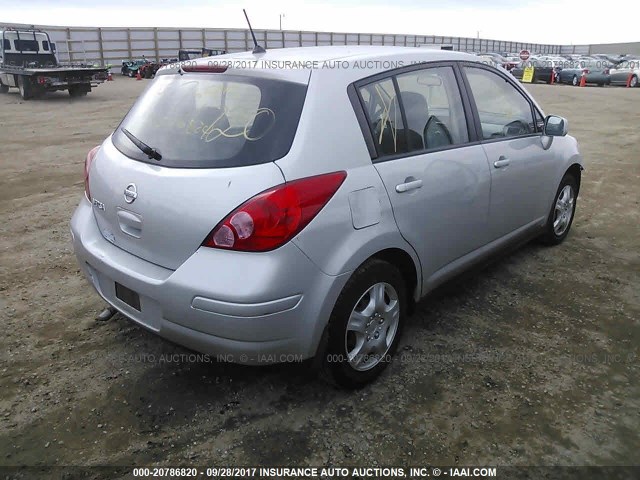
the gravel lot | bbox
[0,78,638,475]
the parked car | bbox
[71,46,583,387]
[481,52,518,70]
[608,59,640,87]
[138,58,178,79]
[121,59,148,77]
[511,58,558,83]
[557,58,612,86]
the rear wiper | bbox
[121,128,162,161]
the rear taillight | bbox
[202,171,347,252]
[84,146,100,201]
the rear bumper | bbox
[70,199,350,364]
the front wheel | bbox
[540,173,578,245]
[0,82,8,94]
[572,75,579,86]
[320,259,406,388]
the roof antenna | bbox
[243,9,266,54]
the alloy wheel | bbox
[345,282,400,371]
[553,185,575,236]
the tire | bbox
[320,259,406,389]
[540,173,578,245]
[631,75,638,88]
[17,76,33,100]
[0,82,8,94]
[128,70,134,78]
[68,86,88,97]
[572,75,578,86]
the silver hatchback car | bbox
[71,46,583,388]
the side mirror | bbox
[543,115,568,137]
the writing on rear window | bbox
[112,74,306,168]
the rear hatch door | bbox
[88,68,308,270]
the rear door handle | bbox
[395,179,423,193]
[493,156,510,168]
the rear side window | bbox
[112,73,307,168]
[395,66,469,151]
[358,66,469,157]
[464,67,535,140]
[42,41,49,51]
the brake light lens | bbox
[202,171,347,252]
[84,146,100,201]
[181,64,228,73]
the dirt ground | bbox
[0,77,638,476]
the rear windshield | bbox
[112,73,308,168]
[14,39,39,52]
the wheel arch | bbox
[565,162,583,195]
[310,245,421,366]
[369,247,419,313]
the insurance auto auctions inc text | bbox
[254,466,497,477]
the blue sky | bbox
[0,0,632,45]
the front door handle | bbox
[493,156,510,168]
[396,179,423,193]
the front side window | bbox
[464,66,536,140]
[396,66,469,151]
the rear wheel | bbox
[540,173,578,245]
[17,76,33,100]
[631,75,638,88]
[321,259,406,388]
[69,86,88,97]
[128,69,135,78]
[572,75,578,86]
[0,82,8,94]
